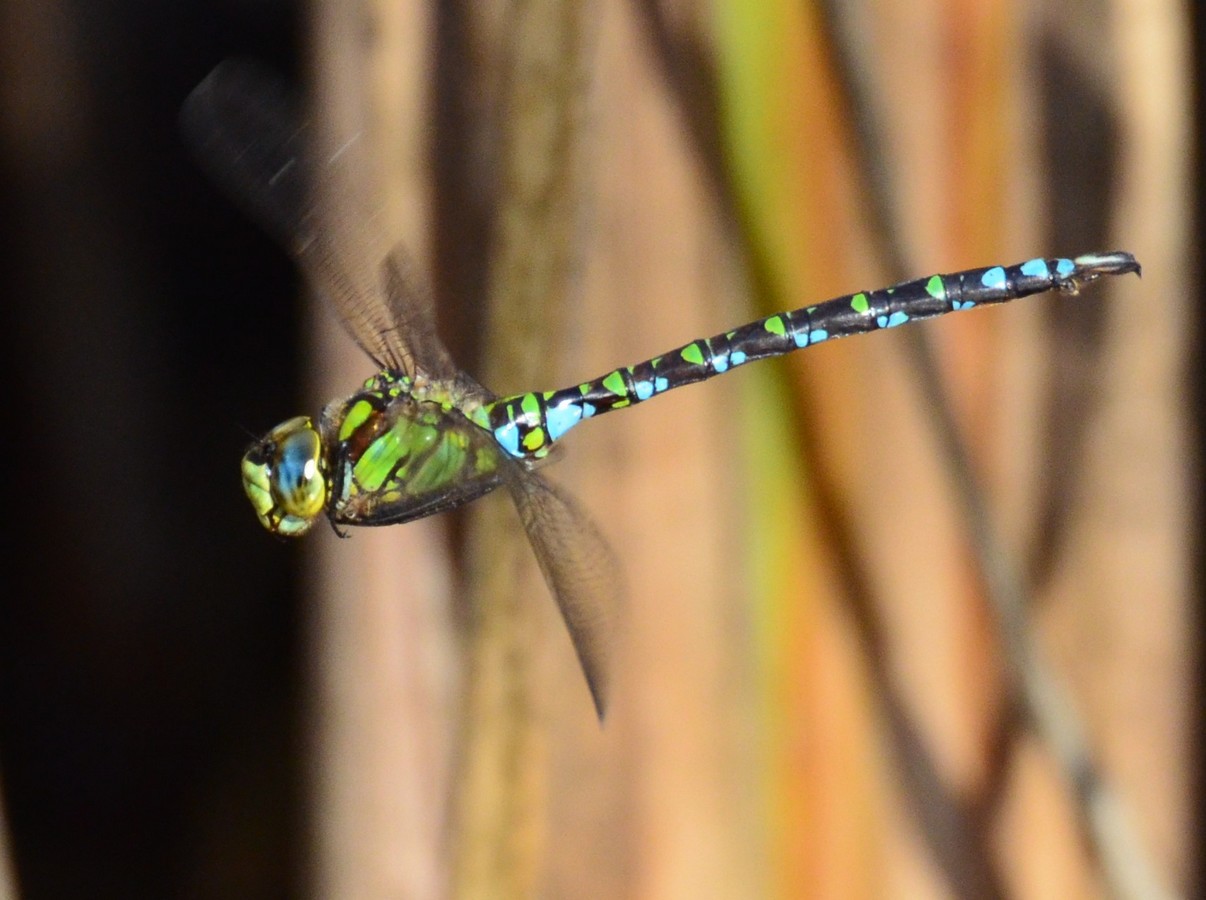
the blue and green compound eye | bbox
[241,416,328,537]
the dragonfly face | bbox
[241,416,328,537]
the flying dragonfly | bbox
[182,61,1139,718]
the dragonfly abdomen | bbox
[483,252,1139,461]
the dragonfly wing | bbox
[505,468,623,719]
[377,242,459,380]
[181,60,456,378]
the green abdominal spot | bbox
[601,370,627,397]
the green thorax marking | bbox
[324,372,501,526]
[339,398,375,442]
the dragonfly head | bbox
[241,416,328,537]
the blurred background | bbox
[0,0,1195,898]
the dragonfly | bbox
[183,61,1139,718]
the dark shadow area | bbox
[0,2,304,896]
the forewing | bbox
[180,60,456,378]
[506,468,623,719]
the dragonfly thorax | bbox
[319,374,507,529]
[241,416,328,537]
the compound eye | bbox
[241,416,327,537]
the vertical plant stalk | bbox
[308,4,457,899]
[451,1,595,897]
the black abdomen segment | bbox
[485,252,1139,459]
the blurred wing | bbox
[507,468,623,718]
[180,60,457,379]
